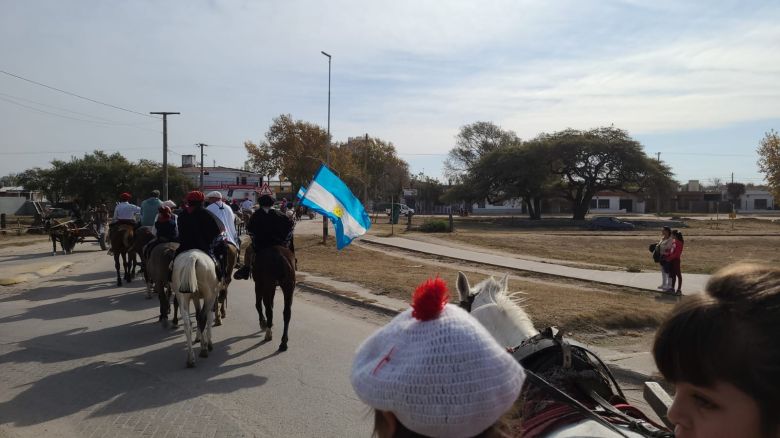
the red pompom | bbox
[411,277,450,321]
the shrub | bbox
[419,220,449,233]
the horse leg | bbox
[254,283,267,330]
[193,300,202,344]
[51,235,57,256]
[219,287,227,319]
[171,292,179,328]
[213,288,222,327]
[156,280,168,327]
[114,252,122,286]
[177,293,196,368]
[279,285,294,352]
[262,286,276,342]
[204,295,216,353]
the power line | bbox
[0,95,162,133]
[0,70,159,119]
[0,91,157,125]
[0,147,161,156]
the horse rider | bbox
[140,189,163,228]
[174,191,225,280]
[233,193,295,280]
[206,191,241,270]
[109,192,141,237]
[142,204,178,262]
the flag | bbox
[299,165,371,249]
[296,186,307,200]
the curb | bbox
[297,280,655,382]
[296,282,402,317]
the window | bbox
[598,199,610,209]
[590,199,598,209]
[754,199,768,209]
[241,176,247,185]
[236,177,240,184]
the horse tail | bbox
[122,228,133,249]
[177,253,200,294]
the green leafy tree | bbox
[470,140,558,220]
[726,182,746,207]
[409,173,446,213]
[244,140,281,182]
[444,121,521,181]
[545,127,675,220]
[757,129,780,200]
[340,136,410,203]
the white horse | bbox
[456,272,671,438]
[172,250,218,368]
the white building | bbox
[588,191,646,214]
[178,155,292,202]
[739,189,775,211]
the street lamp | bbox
[321,50,332,243]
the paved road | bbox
[0,240,385,438]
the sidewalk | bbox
[361,235,709,295]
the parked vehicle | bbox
[385,203,415,217]
[589,216,635,230]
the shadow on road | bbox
[0,290,152,323]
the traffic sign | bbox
[257,182,274,196]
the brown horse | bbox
[129,226,155,294]
[109,224,136,286]
[145,241,180,327]
[213,243,238,326]
[251,245,296,351]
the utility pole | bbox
[150,111,180,201]
[364,133,369,204]
[321,51,332,244]
[196,143,208,191]
[656,152,661,216]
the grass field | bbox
[295,234,675,345]
[369,216,780,274]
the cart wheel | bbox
[98,235,107,250]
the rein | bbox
[512,327,673,438]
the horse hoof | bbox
[264,330,273,341]
[186,360,195,368]
[160,319,169,329]
[278,343,288,352]
[213,320,222,327]
[259,319,267,330]
[117,280,122,287]
[207,341,213,351]
[199,349,209,358]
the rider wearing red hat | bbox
[109,192,141,238]
[174,190,225,279]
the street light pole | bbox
[150,112,180,201]
[321,50,332,244]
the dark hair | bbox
[662,226,671,234]
[258,195,275,207]
[653,263,780,435]
[372,411,508,438]
[672,230,684,242]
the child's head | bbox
[653,263,780,437]
[351,278,525,438]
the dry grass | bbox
[296,235,674,337]
[384,216,780,274]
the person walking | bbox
[140,190,163,228]
[351,277,525,438]
[657,226,674,291]
[667,230,684,294]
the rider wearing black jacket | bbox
[233,194,294,279]
[174,191,225,279]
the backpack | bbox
[648,243,661,263]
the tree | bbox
[246,114,329,192]
[444,121,521,181]
[409,173,446,213]
[757,129,780,200]
[340,136,410,203]
[545,127,675,220]
[470,140,558,220]
[726,182,746,208]
[0,173,19,187]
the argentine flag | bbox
[298,165,371,249]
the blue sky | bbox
[1,0,778,186]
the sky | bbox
[1,0,779,186]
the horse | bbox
[172,249,219,368]
[251,245,296,351]
[109,224,136,286]
[455,272,672,438]
[145,241,180,327]
[130,226,155,281]
[213,242,238,326]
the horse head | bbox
[456,271,538,350]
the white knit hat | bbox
[206,191,222,199]
[351,278,525,438]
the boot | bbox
[233,265,250,280]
